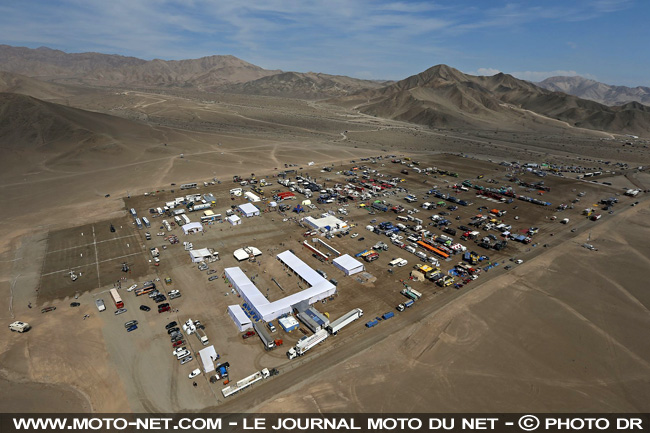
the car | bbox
[158,305,171,313]
[171,334,184,343]
[165,321,178,330]
[114,308,127,315]
[172,340,185,348]
[357,237,365,241]
[105,194,110,198]
[180,356,193,365]
[168,290,181,299]
[208,276,219,281]
[206,270,217,275]
[124,320,138,328]
[350,233,358,238]
[127,284,138,292]
[41,306,56,313]
[126,325,138,332]
[153,295,167,303]
[189,369,201,379]
[175,349,190,360]
[70,302,80,307]
[139,305,151,312]
[167,327,180,335]
[242,330,256,339]
[504,265,512,270]
[514,259,524,264]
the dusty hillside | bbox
[331,65,650,137]
[0,71,95,101]
[221,71,390,99]
[538,76,650,106]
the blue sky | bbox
[1,0,648,85]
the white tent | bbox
[238,203,260,217]
[198,345,219,373]
[189,248,218,263]
[333,254,364,276]
[227,305,252,332]
[227,215,241,225]
[182,222,203,235]
[224,250,336,326]
[233,246,262,261]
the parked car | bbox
[126,325,138,332]
[70,302,80,307]
[167,327,180,335]
[180,356,193,365]
[208,276,219,281]
[188,369,201,379]
[153,295,167,303]
[124,320,138,328]
[158,304,171,313]
[114,308,127,315]
[41,306,56,313]
[139,305,151,312]
[172,340,185,348]
[165,321,178,330]
[242,330,256,339]
[127,284,138,292]
[168,290,181,299]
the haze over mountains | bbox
[538,76,650,106]
[0,45,649,137]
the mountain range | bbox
[537,75,650,106]
[330,64,650,136]
[1,45,649,137]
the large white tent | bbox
[227,215,241,225]
[198,345,219,373]
[303,214,348,233]
[233,246,262,261]
[225,250,336,327]
[333,254,364,276]
[238,203,260,217]
[227,305,252,332]
[189,248,219,263]
[182,222,203,235]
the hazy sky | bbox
[1,0,648,85]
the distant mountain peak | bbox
[538,75,650,106]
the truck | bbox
[382,311,395,320]
[561,218,569,224]
[135,218,143,229]
[389,258,407,267]
[9,321,31,333]
[396,300,415,312]
[195,327,209,345]
[253,322,276,350]
[400,288,421,300]
[326,309,363,335]
[221,368,270,398]
[287,329,328,359]
[95,298,106,312]
[142,217,151,228]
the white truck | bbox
[389,258,407,267]
[9,321,31,333]
[326,309,363,335]
[287,329,328,359]
[221,368,270,398]
[95,298,106,312]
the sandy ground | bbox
[1,87,649,413]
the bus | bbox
[110,288,124,309]
[180,183,198,190]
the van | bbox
[95,299,106,312]
[405,246,416,254]
[267,322,277,333]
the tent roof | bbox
[333,254,364,271]
[182,222,202,232]
[190,248,212,258]
[227,305,251,325]
[198,345,218,373]
[238,203,259,214]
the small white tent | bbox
[333,254,364,276]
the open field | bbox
[1,87,649,413]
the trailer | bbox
[180,183,198,190]
[287,329,328,359]
[221,368,270,398]
[135,218,143,229]
[195,327,209,345]
[326,309,363,335]
[253,322,276,350]
[400,288,421,301]
[191,203,212,212]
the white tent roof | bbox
[198,346,218,373]
[190,248,212,259]
[333,254,364,272]
[238,203,259,216]
[227,215,241,223]
[233,246,262,261]
[182,222,203,234]
[224,250,336,322]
